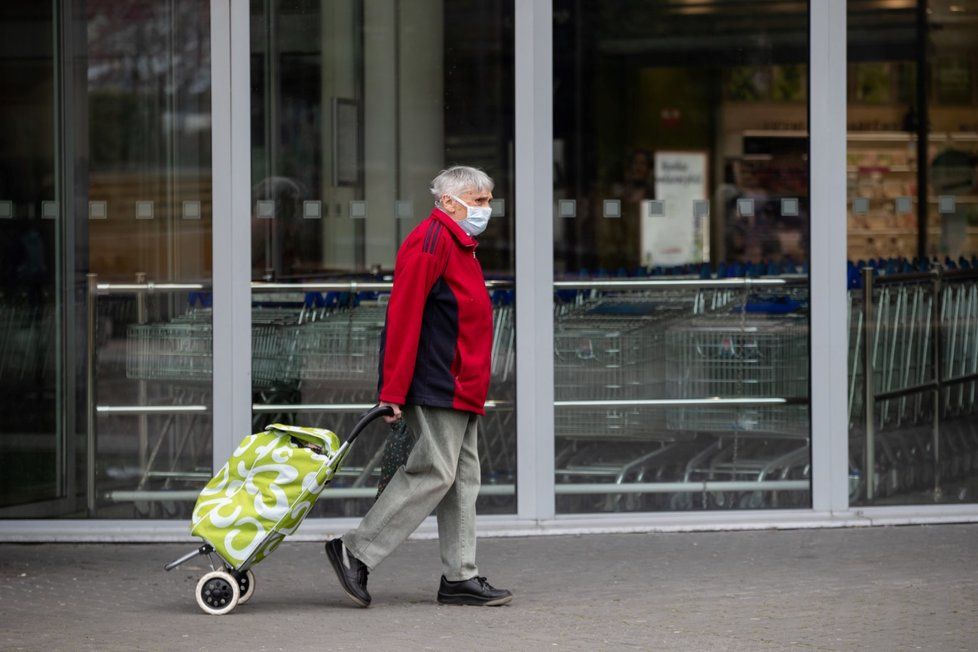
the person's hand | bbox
[380,401,402,424]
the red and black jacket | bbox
[377,208,493,415]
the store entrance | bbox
[1,0,216,519]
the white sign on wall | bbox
[643,151,709,266]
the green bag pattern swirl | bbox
[191,424,343,570]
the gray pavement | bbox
[1,524,977,651]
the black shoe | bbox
[324,538,371,607]
[437,575,513,606]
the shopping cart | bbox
[293,301,387,390]
[661,310,811,509]
[164,404,393,615]
[554,296,689,434]
[553,294,700,511]
[847,269,978,500]
[126,320,213,383]
[126,303,306,390]
[666,313,809,436]
[252,310,301,390]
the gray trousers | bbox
[342,405,481,581]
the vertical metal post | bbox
[86,273,97,515]
[61,0,88,512]
[165,0,177,283]
[211,0,252,470]
[52,0,65,500]
[515,0,555,520]
[915,0,929,261]
[809,0,849,512]
[932,267,943,495]
[393,0,402,248]
[263,0,278,277]
[862,267,875,502]
[136,272,148,474]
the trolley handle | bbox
[345,404,395,445]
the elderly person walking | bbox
[325,166,512,607]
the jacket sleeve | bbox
[378,231,446,405]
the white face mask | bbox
[449,194,492,236]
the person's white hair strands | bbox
[430,166,494,207]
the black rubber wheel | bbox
[232,569,256,605]
[195,570,240,615]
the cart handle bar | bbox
[345,405,396,446]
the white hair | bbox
[430,166,494,206]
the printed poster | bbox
[642,151,709,266]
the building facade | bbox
[2,0,978,539]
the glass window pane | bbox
[847,0,978,506]
[87,0,214,518]
[249,0,516,516]
[1,0,214,519]
[0,2,60,510]
[554,0,811,513]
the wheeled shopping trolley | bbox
[164,405,393,615]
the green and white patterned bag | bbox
[191,424,344,570]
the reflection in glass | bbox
[553,0,811,513]
[0,0,214,519]
[97,290,213,518]
[249,0,516,516]
[847,1,978,506]
[87,0,212,282]
[86,0,214,518]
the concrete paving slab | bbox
[1,525,977,651]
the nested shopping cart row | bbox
[847,269,978,501]
[552,281,812,511]
[126,295,515,391]
[553,284,811,443]
[110,268,978,512]
[118,291,516,514]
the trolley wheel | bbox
[195,570,240,615]
[233,569,256,605]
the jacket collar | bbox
[431,208,478,249]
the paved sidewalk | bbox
[1,524,977,651]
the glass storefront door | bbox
[246,0,517,517]
[0,0,214,519]
[552,1,812,513]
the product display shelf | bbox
[846,131,978,261]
